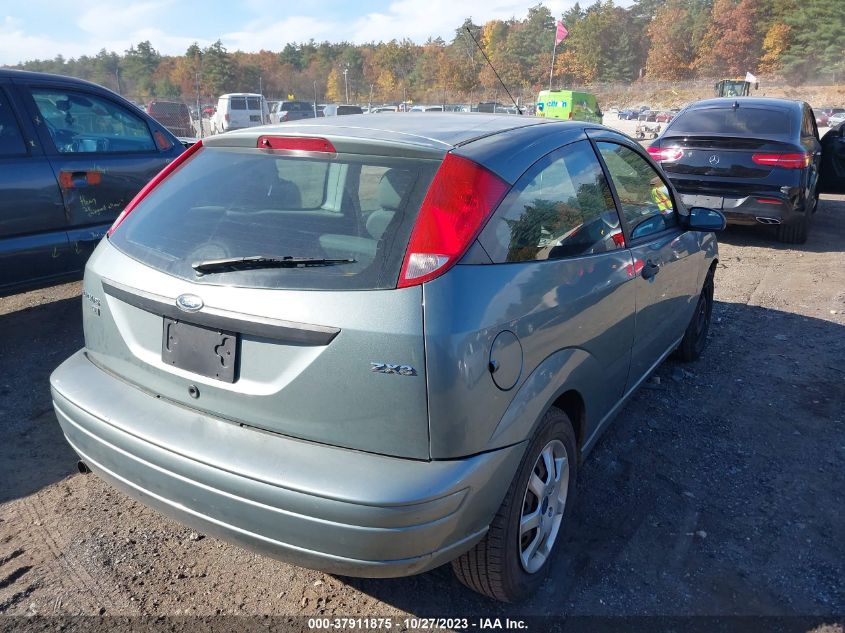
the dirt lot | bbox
[0,197,843,631]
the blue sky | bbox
[0,1,631,65]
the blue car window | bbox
[481,140,623,263]
[31,88,155,154]
[0,89,27,156]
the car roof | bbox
[205,112,576,152]
[219,93,263,98]
[687,97,804,113]
[0,68,113,91]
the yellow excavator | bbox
[714,79,756,97]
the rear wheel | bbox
[451,407,577,602]
[776,214,809,244]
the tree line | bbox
[6,0,843,105]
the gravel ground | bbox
[0,196,843,631]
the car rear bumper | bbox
[50,350,524,577]
[677,189,804,226]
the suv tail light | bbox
[224,113,230,123]
[647,146,683,162]
[397,153,509,288]
[751,153,810,169]
[107,140,204,237]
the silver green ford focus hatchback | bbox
[51,113,724,602]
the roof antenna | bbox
[464,26,523,115]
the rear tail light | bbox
[397,153,509,288]
[751,153,810,169]
[756,197,783,205]
[280,111,289,122]
[224,113,230,123]
[107,140,203,237]
[647,146,683,162]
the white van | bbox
[212,93,269,133]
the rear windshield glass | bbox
[109,147,439,290]
[247,97,262,111]
[668,107,792,137]
[230,97,246,110]
[338,106,363,115]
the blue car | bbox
[0,69,184,295]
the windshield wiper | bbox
[192,255,356,274]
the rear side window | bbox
[668,107,792,137]
[31,88,155,153]
[480,140,622,262]
[109,147,439,290]
[0,89,27,156]
[230,98,246,110]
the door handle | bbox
[641,260,660,280]
[58,170,102,189]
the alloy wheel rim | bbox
[518,439,569,574]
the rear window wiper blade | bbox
[192,255,356,274]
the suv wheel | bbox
[777,214,809,244]
[451,407,577,602]
[676,270,714,362]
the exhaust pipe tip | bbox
[755,217,782,225]
[77,460,91,474]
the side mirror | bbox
[688,207,726,232]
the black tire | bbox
[776,214,809,244]
[451,407,577,602]
[676,269,714,362]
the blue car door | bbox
[17,79,182,264]
[0,81,71,292]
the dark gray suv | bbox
[51,114,724,602]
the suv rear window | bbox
[109,147,439,290]
[668,107,792,137]
[230,98,246,110]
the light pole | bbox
[343,67,349,104]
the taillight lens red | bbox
[256,136,335,152]
[397,153,509,288]
[107,140,203,237]
[751,153,810,169]
[647,146,683,162]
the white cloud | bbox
[1,1,631,65]
[222,0,588,50]
[76,1,169,37]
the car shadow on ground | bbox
[716,196,844,254]
[342,300,844,617]
[0,296,82,504]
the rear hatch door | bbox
[93,137,442,459]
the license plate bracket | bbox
[162,318,238,383]
[682,194,724,209]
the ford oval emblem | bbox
[176,294,203,312]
